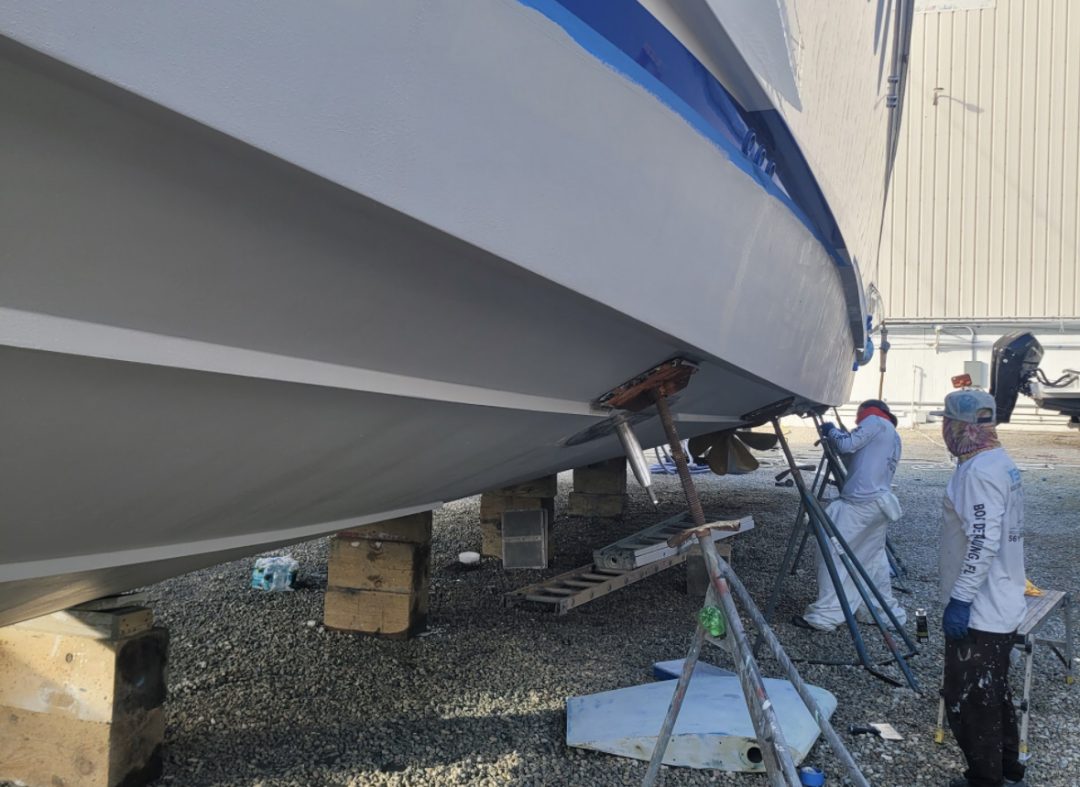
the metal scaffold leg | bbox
[640,389,870,787]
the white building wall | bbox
[857,0,1080,428]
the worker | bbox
[792,399,906,632]
[934,389,1027,787]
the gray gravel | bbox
[26,427,1080,786]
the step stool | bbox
[1016,589,1074,759]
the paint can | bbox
[798,765,825,786]
[915,608,929,642]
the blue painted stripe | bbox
[517,0,852,272]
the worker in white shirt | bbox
[793,399,907,632]
[934,388,1027,787]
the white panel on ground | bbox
[566,674,837,771]
[651,659,733,681]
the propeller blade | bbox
[734,430,779,451]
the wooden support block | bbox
[326,514,432,637]
[492,474,558,498]
[480,520,503,560]
[336,510,432,544]
[716,542,733,563]
[0,706,163,787]
[0,622,168,787]
[566,491,627,518]
[11,606,154,641]
[323,587,425,639]
[328,536,430,594]
[572,458,628,495]
[0,626,167,723]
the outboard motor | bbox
[990,332,1044,423]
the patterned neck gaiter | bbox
[942,416,1001,462]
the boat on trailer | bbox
[0,1,912,625]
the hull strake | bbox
[0,2,857,623]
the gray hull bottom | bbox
[0,32,856,624]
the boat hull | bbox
[0,1,858,625]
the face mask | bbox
[942,416,1000,460]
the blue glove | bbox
[819,422,838,440]
[942,598,972,640]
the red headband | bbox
[857,406,893,425]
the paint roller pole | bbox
[615,417,659,506]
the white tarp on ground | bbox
[566,672,837,771]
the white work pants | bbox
[802,496,906,631]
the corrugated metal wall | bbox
[876,0,1080,319]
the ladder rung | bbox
[564,579,601,588]
[543,587,577,596]
[581,572,617,581]
[525,594,566,604]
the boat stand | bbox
[626,383,869,787]
[764,416,921,691]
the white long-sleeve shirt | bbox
[939,447,1026,633]
[827,415,901,501]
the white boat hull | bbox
[0,1,858,625]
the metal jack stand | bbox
[643,532,871,787]
[762,454,832,624]
[636,385,870,787]
[767,417,921,691]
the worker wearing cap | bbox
[933,389,1027,787]
[794,399,907,632]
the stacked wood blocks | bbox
[0,604,167,787]
[567,457,627,518]
[324,511,433,638]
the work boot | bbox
[791,615,832,632]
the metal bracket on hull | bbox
[594,357,698,412]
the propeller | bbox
[688,429,779,476]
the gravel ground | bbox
[25,427,1080,786]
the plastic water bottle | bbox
[251,556,299,591]
[697,606,726,638]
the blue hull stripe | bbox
[517,0,853,274]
